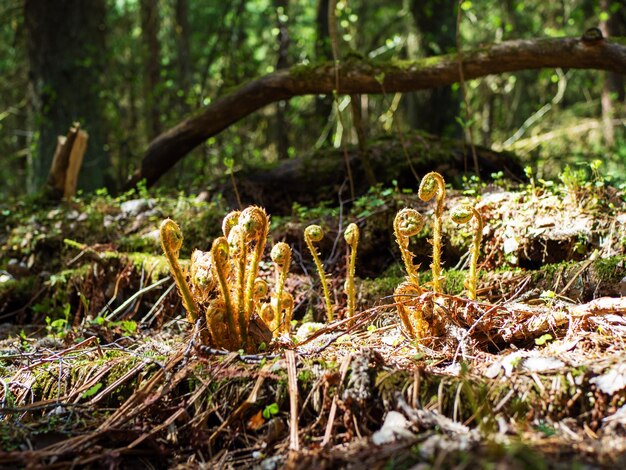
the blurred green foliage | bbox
[0,0,623,198]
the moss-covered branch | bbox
[128,34,626,188]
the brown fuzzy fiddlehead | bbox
[451,204,484,300]
[227,223,248,344]
[239,206,269,324]
[222,210,241,238]
[160,219,198,323]
[393,208,425,288]
[305,224,334,322]
[394,281,423,338]
[211,236,238,343]
[344,223,359,324]
[418,171,446,293]
[271,242,292,333]
[189,249,214,303]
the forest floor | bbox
[1,171,626,469]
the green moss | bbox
[444,268,467,296]
[593,255,626,281]
[358,275,404,305]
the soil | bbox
[1,176,625,469]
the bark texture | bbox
[128,35,626,188]
[25,0,108,191]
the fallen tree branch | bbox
[127,33,626,188]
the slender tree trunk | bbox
[315,0,333,123]
[140,0,162,139]
[409,0,460,137]
[175,0,192,112]
[600,0,625,146]
[274,0,290,160]
[24,0,109,192]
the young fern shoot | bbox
[211,236,239,343]
[160,219,199,323]
[451,204,484,300]
[418,171,446,292]
[305,224,334,322]
[239,206,269,324]
[344,223,359,324]
[393,208,425,288]
[271,242,293,334]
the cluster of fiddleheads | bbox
[393,171,484,340]
[161,172,483,348]
[161,206,293,351]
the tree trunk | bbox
[175,0,192,111]
[600,0,625,146]
[409,0,460,137]
[126,34,626,189]
[217,131,523,214]
[274,0,290,160]
[140,0,162,139]
[24,0,108,192]
[314,0,333,122]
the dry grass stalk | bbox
[286,349,300,451]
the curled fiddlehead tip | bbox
[160,218,183,253]
[344,223,359,247]
[227,224,245,255]
[451,204,475,224]
[305,224,324,242]
[211,236,230,264]
[418,171,445,202]
[394,208,425,238]
[451,203,483,300]
[271,242,291,266]
[304,223,333,321]
[239,206,269,240]
[222,210,241,238]
[160,218,198,323]
[254,279,269,300]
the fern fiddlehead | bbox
[451,204,484,300]
[271,242,292,333]
[160,219,198,323]
[344,223,359,324]
[418,171,446,292]
[393,208,425,288]
[305,224,334,322]
[239,206,269,325]
[211,236,238,343]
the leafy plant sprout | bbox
[270,242,293,334]
[344,223,359,324]
[160,207,275,351]
[418,171,446,293]
[304,224,334,322]
[211,236,239,342]
[393,208,425,288]
[451,204,484,300]
[239,206,269,322]
[159,219,198,324]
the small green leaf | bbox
[81,383,103,399]
[535,334,553,346]
[262,402,280,419]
